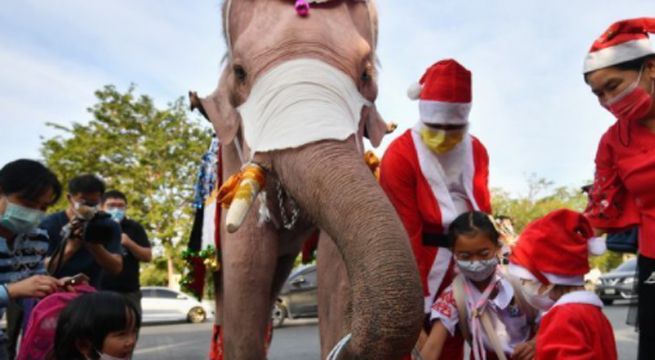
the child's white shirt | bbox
[430,273,532,354]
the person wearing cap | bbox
[582,18,655,359]
[508,209,617,360]
[380,59,491,359]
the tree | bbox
[41,85,212,286]
[492,175,623,273]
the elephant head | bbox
[192,1,423,358]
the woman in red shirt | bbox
[583,18,655,360]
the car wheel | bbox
[272,302,287,328]
[187,307,206,323]
[601,298,614,306]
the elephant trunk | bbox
[272,137,423,359]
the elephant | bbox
[189,1,423,359]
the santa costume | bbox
[583,17,655,360]
[509,209,617,360]
[380,59,491,359]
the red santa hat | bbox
[407,59,472,126]
[583,17,655,74]
[508,209,606,286]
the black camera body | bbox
[61,210,119,245]
[82,211,119,244]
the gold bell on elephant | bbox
[217,163,266,233]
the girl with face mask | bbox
[420,212,536,360]
[52,291,140,360]
[0,159,66,358]
[508,209,616,360]
[582,18,655,360]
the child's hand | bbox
[512,338,536,360]
[6,275,62,299]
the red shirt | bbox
[586,119,655,258]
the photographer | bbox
[43,175,122,287]
[100,190,152,314]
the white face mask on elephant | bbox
[237,58,373,157]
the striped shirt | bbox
[0,227,49,341]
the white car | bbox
[141,286,213,324]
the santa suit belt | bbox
[422,233,450,248]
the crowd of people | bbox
[0,15,653,360]
[0,165,151,359]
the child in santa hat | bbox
[508,209,617,360]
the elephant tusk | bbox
[219,163,266,233]
[364,150,381,180]
[386,122,398,134]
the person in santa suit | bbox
[582,18,655,360]
[508,209,617,360]
[379,59,491,359]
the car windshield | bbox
[614,259,637,273]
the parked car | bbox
[272,264,318,328]
[141,286,212,324]
[596,258,638,305]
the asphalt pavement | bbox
[134,304,637,359]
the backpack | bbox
[16,284,96,360]
[451,274,538,360]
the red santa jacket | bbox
[380,129,491,312]
[537,291,617,360]
[585,118,655,258]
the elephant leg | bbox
[221,211,280,360]
[318,231,352,358]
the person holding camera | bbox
[100,190,152,314]
[43,174,122,287]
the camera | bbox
[61,205,119,244]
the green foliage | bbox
[41,85,212,282]
[140,256,170,286]
[491,174,587,233]
[492,175,620,273]
[590,252,626,273]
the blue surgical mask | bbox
[107,208,126,223]
[0,202,46,235]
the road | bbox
[135,304,637,359]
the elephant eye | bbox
[233,65,247,83]
[361,63,373,83]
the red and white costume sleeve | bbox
[585,122,655,257]
[380,129,491,312]
[537,291,617,360]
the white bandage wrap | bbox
[237,59,372,156]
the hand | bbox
[121,233,133,247]
[59,273,90,292]
[512,339,536,360]
[6,275,63,299]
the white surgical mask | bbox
[73,201,99,220]
[456,258,498,282]
[522,280,555,311]
[237,58,372,155]
[95,351,131,360]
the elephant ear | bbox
[189,70,240,145]
[363,105,389,148]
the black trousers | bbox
[638,255,655,360]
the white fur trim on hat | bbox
[407,82,423,100]
[588,236,607,256]
[583,38,655,74]
[418,100,471,125]
[508,263,586,286]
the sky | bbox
[0,0,653,195]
